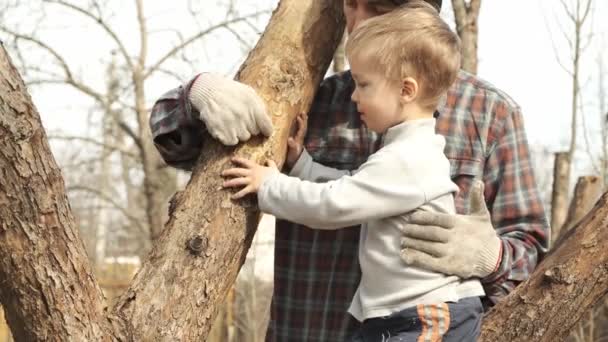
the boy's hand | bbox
[221,157,279,199]
[286,113,308,169]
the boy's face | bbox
[350,56,403,133]
[343,0,390,34]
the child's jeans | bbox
[348,296,483,342]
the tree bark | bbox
[0,0,344,341]
[479,190,608,342]
[0,44,118,341]
[551,152,571,245]
[451,0,481,74]
[561,175,602,234]
[112,1,344,339]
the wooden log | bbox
[480,191,608,342]
[561,175,602,235]
[551,152,571,245]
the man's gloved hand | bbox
[399,180,503,279]
[189,73,274,146]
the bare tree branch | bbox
[135,0,147,71]
[544,12,574,76]
[0,26,107,104]
[0,26,74,81]
[143,10,268,80]
[581,0,593,23]
[225,25,254,50]
[560,0,576,23]
[579,91,601,175]
[468,0,481,18]
[48,135,139,159]
[154,67,187,84]
[44,0,134,70]
[451,0,466,29]
[116,120,143,153]
[25,79,67,86]
[67,185,148,238]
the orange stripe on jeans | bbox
[440,303,451,337]
[430,305,440,341]
[417,304,429,342]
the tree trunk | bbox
[0,0,344,341]
[112,1,344,339]
[0,44,117,341]
[551,152,571,245]
[451,0,481,74]
[561,175,602,234]
[479,190,608,342]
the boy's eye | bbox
[345,0,356,8]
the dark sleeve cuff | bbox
[149,75,206,170]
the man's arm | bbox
[149,73,273,170]
[480,104,550,303]
[399,102,550,306]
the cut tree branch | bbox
[480,190,608,341]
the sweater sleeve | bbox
[258,150,426,229]
[288,148,351,182]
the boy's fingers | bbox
[221,168,250,178]
[267,160,278,169]
[232,186,254,199]
[296,114,307,141]
[231,156,256,168]
[222,177,250,188]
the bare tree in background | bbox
[599,49,608,186]
[0,0,269,257]
[565,40,608,342]
[549,0,593,243]
[451,0,481,74]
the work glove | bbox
[189,73,274,146]
[399,180,503,279]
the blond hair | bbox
[346,0,461,110]
[367,0,442,12]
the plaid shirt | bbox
[149,70,549,342]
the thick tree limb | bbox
[111,1,345,339]
[480,191,608,342]
[0,42,117,341]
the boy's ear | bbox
[400,77,419,104]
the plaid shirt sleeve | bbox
[480,95,550,303]
[148,74,206,171]
[438,71,550,305]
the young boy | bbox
[221,1,485,340]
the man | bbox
[149,1,549,340]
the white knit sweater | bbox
[258,118,484,321]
